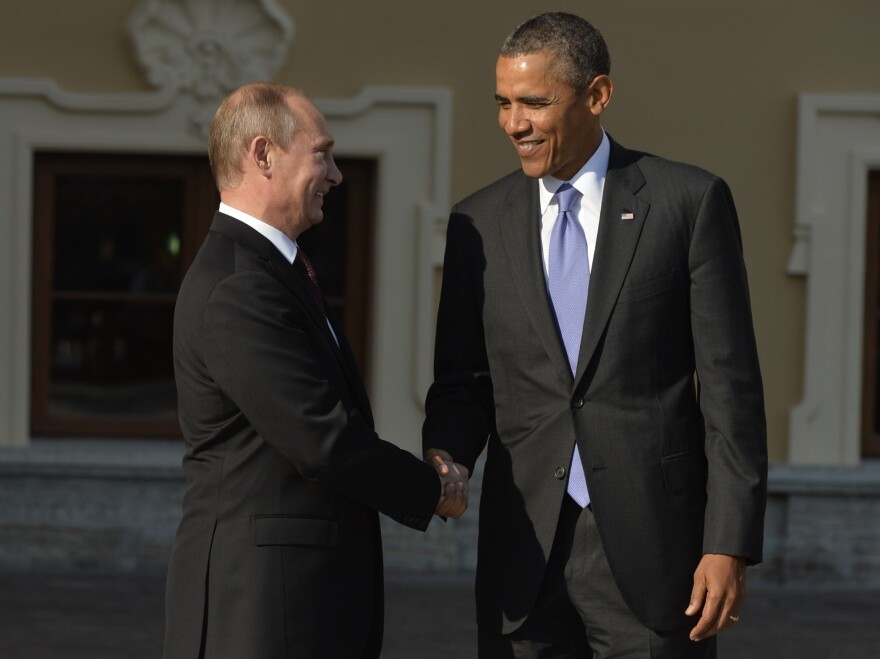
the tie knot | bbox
[555,183,581,214]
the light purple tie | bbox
[548,183,590,508]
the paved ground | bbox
[1,570,878,658]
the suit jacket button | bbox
[555,467,566,480]
[573,398,584,409]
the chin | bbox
[520,163,548,178]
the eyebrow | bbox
[494,93,552,104]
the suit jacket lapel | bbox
[209,214,372,421]
[210,214,331,340]
[265,242,375,425]
[265,251,371,414]
[497,174,572,382]
[575,141,649,383]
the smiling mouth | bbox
[514,140,544,155]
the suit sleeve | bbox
[422,210,496,474]
[689,177,768,564]
[202,270,441,531]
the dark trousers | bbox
[478,497,716,659]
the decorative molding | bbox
[127,0,294,135]
[788,93,880,465]
[0,1,295,136]
[415,204,450,406]
[128,0,293,96]
[0,78,178,114]
[785,223,810,275]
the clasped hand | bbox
[425,448,469,519]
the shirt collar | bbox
[538,129,610,213]
[219,202,298,264]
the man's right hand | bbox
[425,448,469,518]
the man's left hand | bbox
[685,553,746,641]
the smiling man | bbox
[423,12,767,659]
[163,83,467,659]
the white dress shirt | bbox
[219,202,299,264]
[538,130,611,279]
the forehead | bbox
[287,96,334,145]
[495,52,566,91]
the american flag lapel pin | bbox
[621,211,634,221]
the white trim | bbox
[788,94,880,464]
[0,78,178,113]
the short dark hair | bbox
[500,12,610,92]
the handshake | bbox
[425,448,469,519]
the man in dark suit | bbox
[423,12,767,658]
[163,82,467,659]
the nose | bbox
[327,154,343,186]
[500,103,528,137]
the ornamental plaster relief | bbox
[127,0,294,134]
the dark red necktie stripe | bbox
[294,249,326,317]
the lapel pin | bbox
[620,211,634,221]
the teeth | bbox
[516,141,542,153]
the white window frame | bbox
[787,93,880,465]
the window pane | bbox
[48,299,177,419]
[53,175,183,293]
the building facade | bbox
[1,0,880,583]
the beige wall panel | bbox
[3,0,880,460]
[0,1,149,91]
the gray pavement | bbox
[1,570,879,658]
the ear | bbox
[586,75,613,116]
[250,136,272,177]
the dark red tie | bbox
[294,248,326,317]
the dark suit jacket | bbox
[423,139,767,634]
[164,213,441,659]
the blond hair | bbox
[208,83,303,191]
